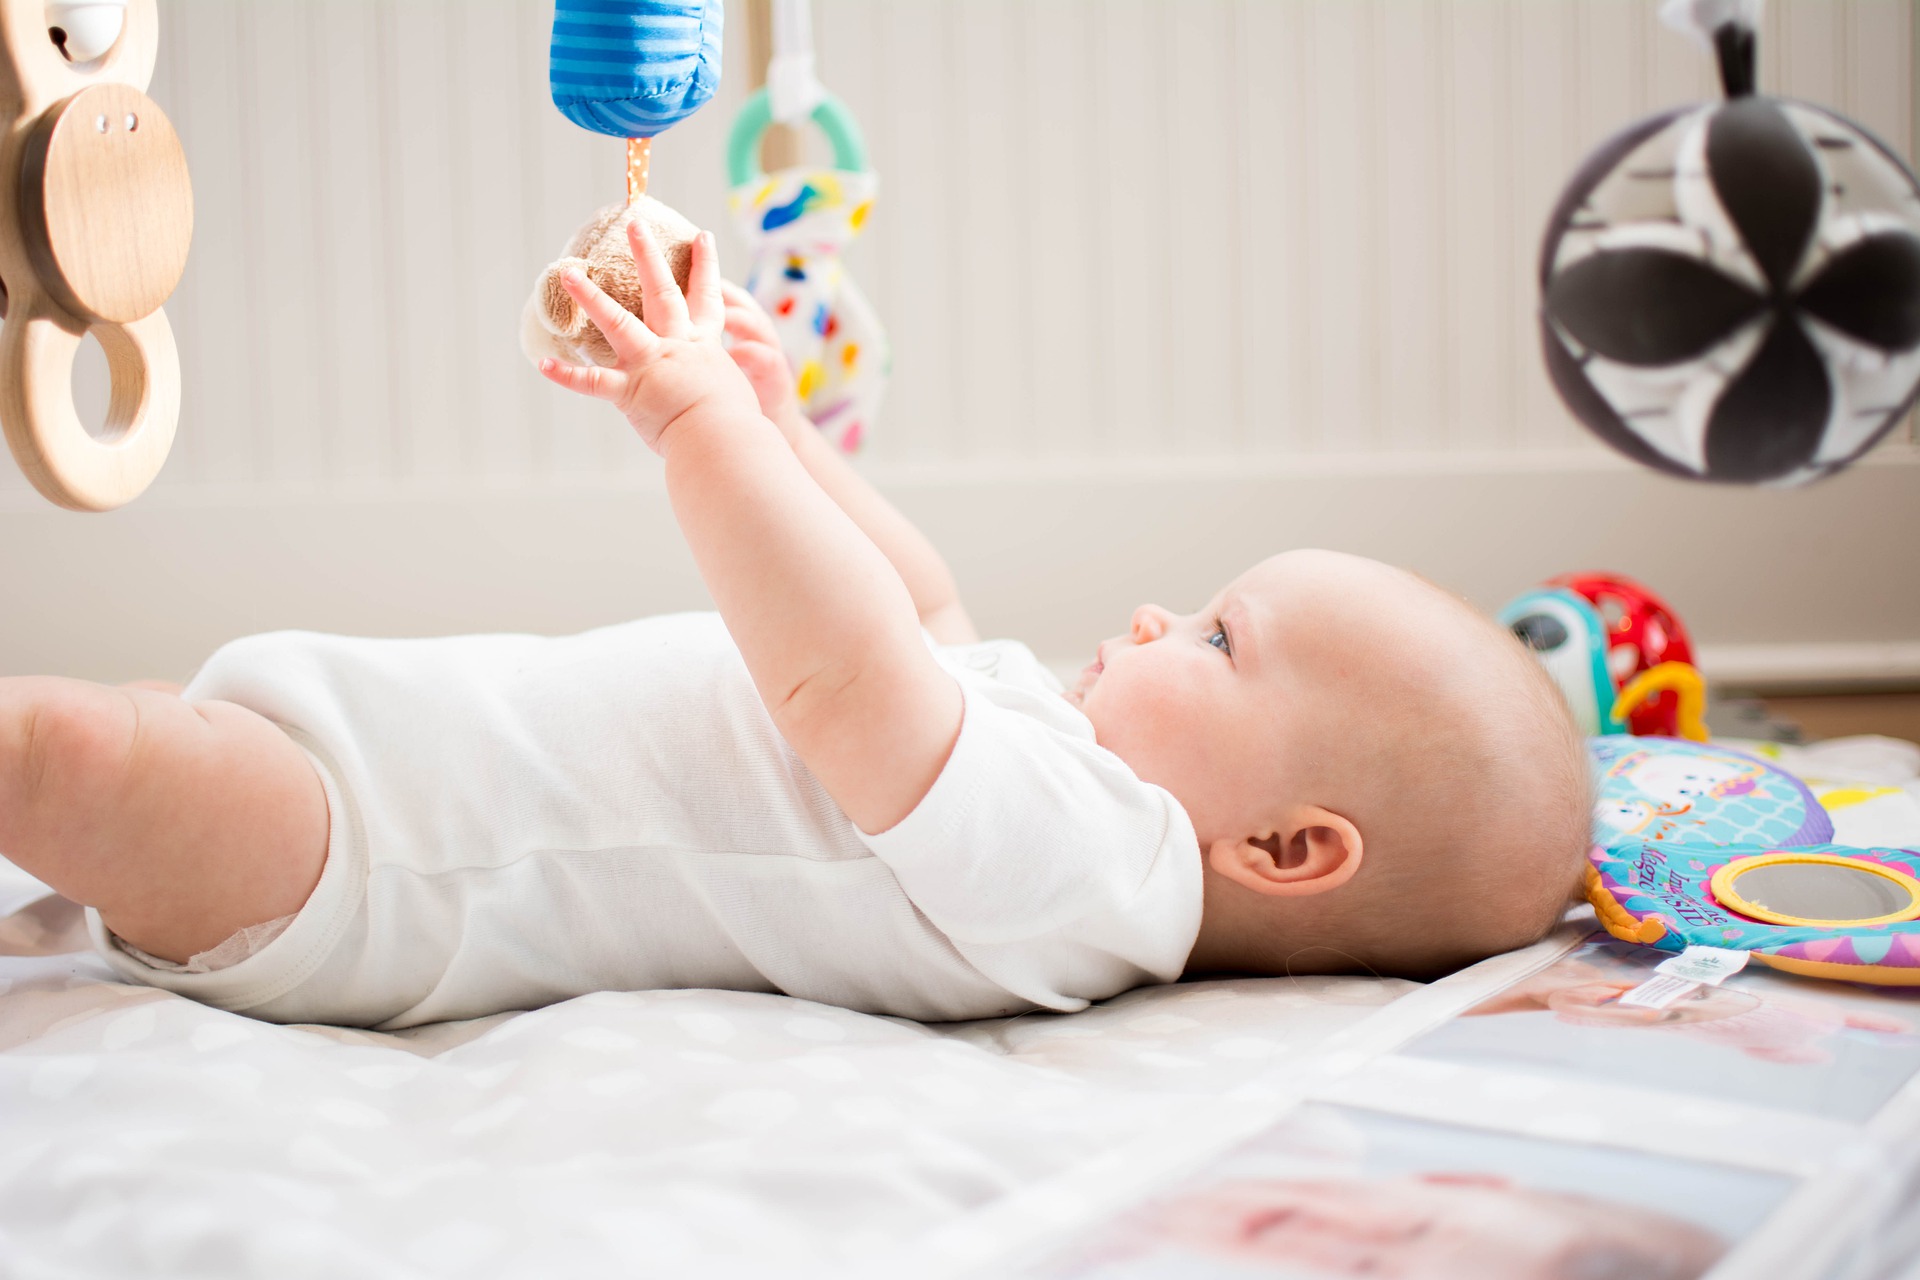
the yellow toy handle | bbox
[1612,662,1709,742]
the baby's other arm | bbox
[720,282,977,645]
[539,224,962,835]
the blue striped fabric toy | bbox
[550,0,724,139]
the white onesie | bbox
[90,614,1204,1030]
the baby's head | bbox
[1068,550,1590,980]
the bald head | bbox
[1186,552,1592,980]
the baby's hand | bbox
[538,222,761,456]
[720,281,807,435]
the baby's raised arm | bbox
[539,223,962,834]
[719,281,977,645]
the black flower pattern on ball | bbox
[1547,99,1920,482]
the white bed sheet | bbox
[4,736,1917,1280]
[0,886,1413,1278]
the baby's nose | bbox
[1130,605,1171,642]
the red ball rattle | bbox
[1547,573,1696,738]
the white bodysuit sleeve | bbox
[857,682,1205,1012]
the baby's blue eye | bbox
[1208,624,1231,654]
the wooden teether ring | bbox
[0,0,189,511]
[0,299,176,509]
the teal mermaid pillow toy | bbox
[1585,738,1920,986]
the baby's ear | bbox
[1208,807,1363,897]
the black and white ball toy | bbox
[1540,19,1920,485]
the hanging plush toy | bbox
[521,1,721,374]
[725,0,887,454]
[1539,0,1920,485]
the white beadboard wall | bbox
[21,0,1916,488]
[2,0,1918,682]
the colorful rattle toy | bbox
[1501,572,1707,741]
[725,0,887,454]
[1539,0,1920,485]
[0,0,191,511]
[523,1,722,375]
[1586,737,1920,987]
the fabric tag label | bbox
[1618,946,1751,1010]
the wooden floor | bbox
[1757,693,1920,743]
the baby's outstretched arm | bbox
[539,224,962,834]
[719,282,977,645]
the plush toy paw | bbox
[521,196,699,370]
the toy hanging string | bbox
[626,137,651,203]
[766,0,825,125]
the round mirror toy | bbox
[0,0,191,511]
[1711,852,1920,928]
[1586,738,1920,985]
[1589,842,1920,985]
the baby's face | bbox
[1066,551,1448,847]
[1145,1174,1723,1279]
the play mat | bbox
[4,734,1918,1280]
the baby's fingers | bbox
[722,294,779,349]
[538,356,629,404]
[685,231,725,339]
[627,219,692,336]
[560,268,657,365]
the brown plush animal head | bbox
[520,196,698,369]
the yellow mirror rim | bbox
[1710,852,1920,929]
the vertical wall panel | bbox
[1302,0,1374,451]
[385,0,462,480]
[1847,0,1911,160]
[1443,0,1515,451]
[309,0,393,484]
[948,0,1031,460]
[1375,0,1442,455]
[245,4,325,485]
[1163,0,1239,456]
[1088,0,1170,459]
[9,0,1905,509]
[1020,1,1097,460]
[862,3,957,464]
[1231,0,1301,456]
[459,2,535,479]
[162,1,256,487]
[1511,0,1576,449]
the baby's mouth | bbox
[1068,658,1103,704]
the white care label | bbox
[1618,946,1751,1011]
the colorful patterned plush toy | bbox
[1585,738,1920,985]
[726,85,887,454]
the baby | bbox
[0,223,1590,1029]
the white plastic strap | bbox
[1659,0,1765,49]
[767,0,825,124]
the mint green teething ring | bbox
[727,87,868,186]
